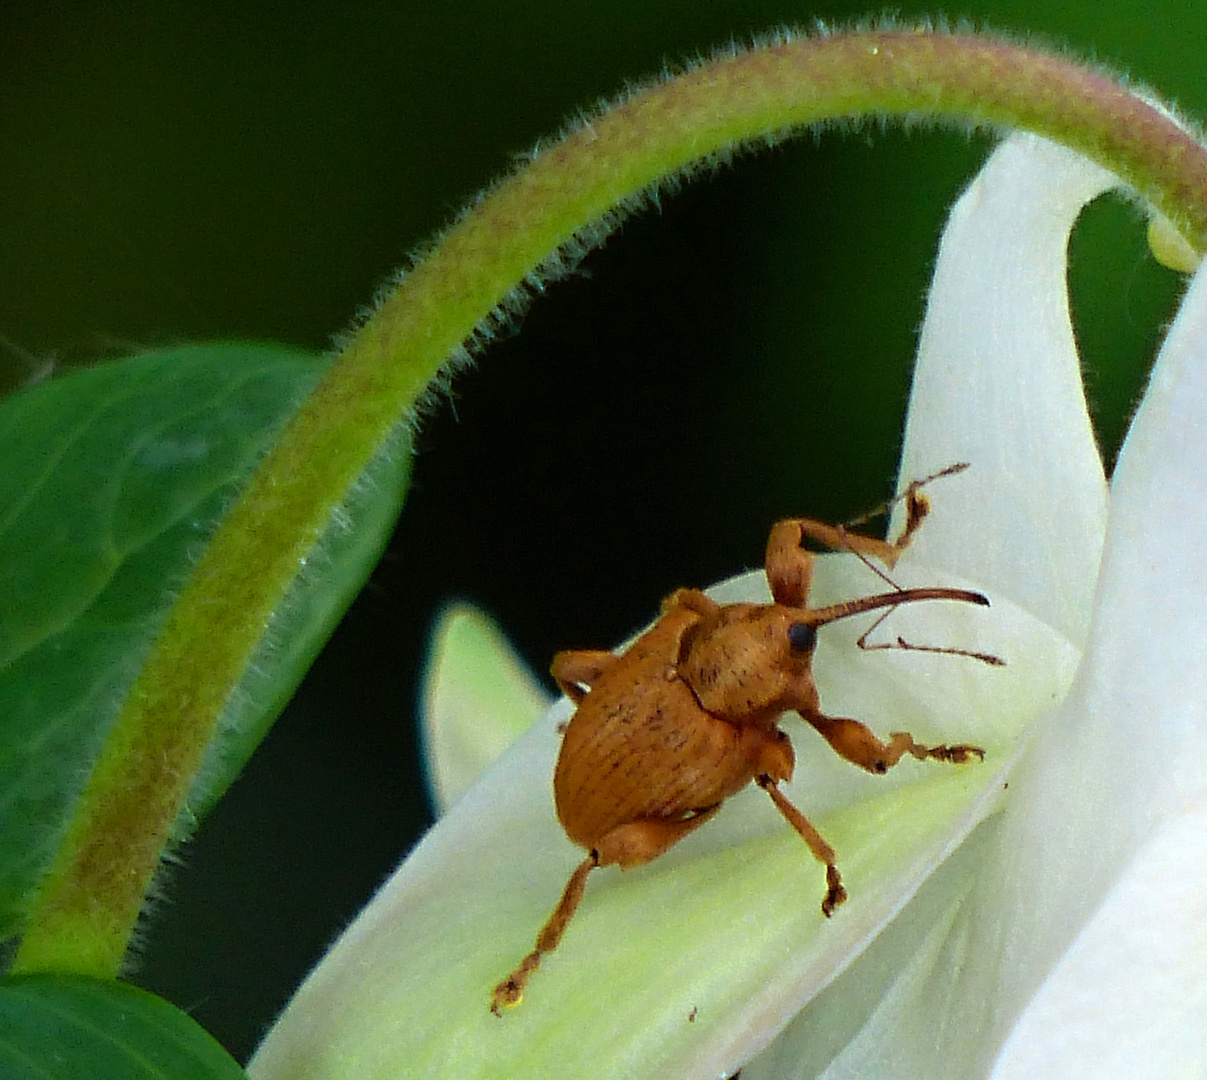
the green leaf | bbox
[0,973,246,1079]
[0,344,410,940]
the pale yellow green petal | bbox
[421,603,552,814]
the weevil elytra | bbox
[491,466,995,1015]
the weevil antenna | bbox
[805,585,1003,667]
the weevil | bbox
[491,465,996,1014]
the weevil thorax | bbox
[675,602,818,727]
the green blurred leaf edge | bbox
[0,972,246,1079]
[0,343,411,940]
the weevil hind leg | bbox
[803,710,984,774]
[757,777,846,916]
[489,808,725,1015]
[593,804,724,869]
[491,853,598,1015]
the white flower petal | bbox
[421,603,552,814]
[249,558,1068,1080]
[745,137,1140,1080]
[742,817,1000,1080]
[898,133,1112,647]
[959,257,1207,1067]
[990,800,1207,1080]
[249,133,1150,1080]
[1088,256,1207,819]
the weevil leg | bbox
[766,517,912,607]
[768,465,970,606]
[551,649,618,702]
[767,512,928,607]
[802,710,984,774]
[840,463,970,559]
[757,777,846,916]
[764,519,819,607]
[662,587,721,618]
[491,853,598,1015]
[489,807,725,1015]
[594,804,724,868]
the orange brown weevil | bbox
[491,464,998,1015]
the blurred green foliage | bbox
[0,345,324,939]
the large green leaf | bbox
[0,344,410,938]
[0,973,246,1079]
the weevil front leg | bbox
[766,466,964,606]
[803,710,984,774]
[742,726,846,916]
[757,777,847,916]
[766,516,915,608]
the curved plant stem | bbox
[14,27,1207,978]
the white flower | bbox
[249,133,1207,1079]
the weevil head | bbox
[675,603,820,726]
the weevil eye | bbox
[787,621,817,654]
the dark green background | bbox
[0,0,1193,1062]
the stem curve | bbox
[16,27,1207,978]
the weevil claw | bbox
[821,865,847,917]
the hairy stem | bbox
[14,27,1207,978]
